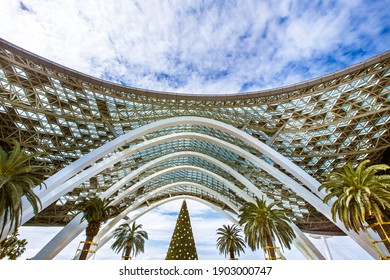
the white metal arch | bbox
[19,116,321,225]
[16,132,342,261]
[14,128,331,246]
[20,116,376,258]
[97,180,245,242]
[31,142,373,260]
[92,195,239,258]
[95,152,325,261]
[95,195,245,260]
[34,132,376,258]
[33,164,258,260]
[35,148,324,259]
[92,183,324,260]
[90,183,241,252]
[89,195,245,260]
[20,131,313,226]
[34,161,323,260]
[17,130,324,240]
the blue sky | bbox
[1,0,389,260]
[1,0,389,94]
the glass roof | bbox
[0,39,389,234]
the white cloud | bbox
[0,0,388,94]
[1,0,385,261]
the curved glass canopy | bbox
[0,38,389,238]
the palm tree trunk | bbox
[229,246,235,260]
[366,216,390,254]
[265,235,277,260]
[79,235,94,260]
[79,222,100,260]
[123,245,132,260]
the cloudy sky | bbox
[1,0,389,94]
[1,0,388,260]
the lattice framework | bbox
[0,39,389,235]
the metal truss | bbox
[0,38,390,255]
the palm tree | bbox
[110,222,148,260]
[216,224,246,260]
[319,160,390,252]
[76,196,117,260]
[238,197,296,260]
[0,140,47,237]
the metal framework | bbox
[0,38,390,259]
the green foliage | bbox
[216,224,246,259]
[111,222,148,259]
[319,160,390,232]
[75,196,117,224]
[166,200,198,260]
[238,197,296,252]
[0,230,27,260]
[0,140,47,236]
[76,196,118,260]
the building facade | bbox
[0,38,389,259]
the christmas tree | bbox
[165,200,198,260]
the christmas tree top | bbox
[165,200,198,260]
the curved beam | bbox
[93,191,322,260]
[99,154,325,261]
[19,116,321,226]
[2,38,389,102]
[33,146,308,258]
[91,195,242,260]
[113,165,250,205]
[84,185,240,258]
[33,165,249,260]
[35,161,323,260]
[96,180,242,241]
[136,181,241,213]
[24,117,376,257]
[20,131,320,227]
[18,132,339,259]
[31,135,376,258]
[96,184,324,261]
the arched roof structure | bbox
[1,38,389,259]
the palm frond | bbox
[216,224,246,257]
[238,197,295,252]
[318,160,390,232]
[110,221,148,259]
[0,141,47,236]
[76,196,117,224]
